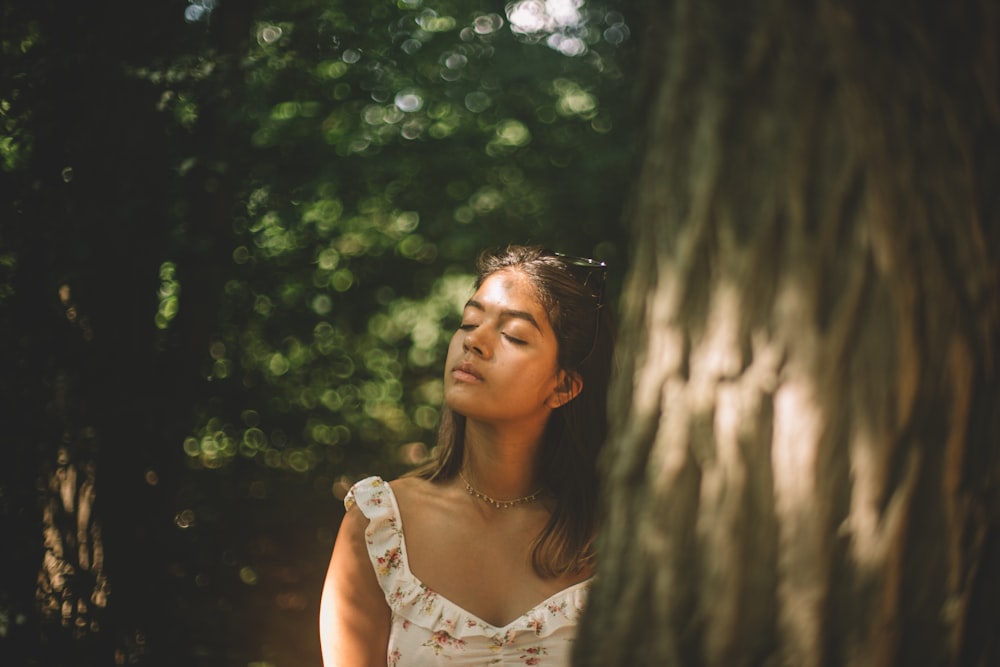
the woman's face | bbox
[443,269,569,426]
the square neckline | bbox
[381,479,592,632]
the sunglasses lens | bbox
[552,253,607,305]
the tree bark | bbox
[577,1,1000,665]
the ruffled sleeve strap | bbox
[344,477,409,600]
[343,477,456,631]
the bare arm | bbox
[319,504,391,667]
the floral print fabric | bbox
[345,476,589,666]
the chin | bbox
[443,396,492,423]
[443,393,473,417]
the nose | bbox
[462,327,491,359]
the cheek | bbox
[505,355,558,389]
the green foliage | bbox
[172,0,634,481]
[0,16,38,172]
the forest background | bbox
[0,0,635,664]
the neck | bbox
[460,418,545,501]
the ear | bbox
[546,370,583,409]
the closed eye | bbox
[503,333,526,345]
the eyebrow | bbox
[464,299,542,332]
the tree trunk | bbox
[577,1,1000,665]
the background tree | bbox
[578,0,1000,665]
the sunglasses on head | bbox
[545,250,608,365]
[552,252,607,309]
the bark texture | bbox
[577,1,1000,665]
[36,444,108,637]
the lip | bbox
[452,361,484,383]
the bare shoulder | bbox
[390,475,460,524]
[389,475,438,500]
[338,500,369,539]
[319,498,390,666]
[326,502,374,584]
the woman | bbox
[319,245,614,666]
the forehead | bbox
[472,270,550,322]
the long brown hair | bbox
[413,245,616,578]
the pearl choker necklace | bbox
[459,472,542,509]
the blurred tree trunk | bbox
[578,1,1000,665]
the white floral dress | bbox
[345,476,590,666]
